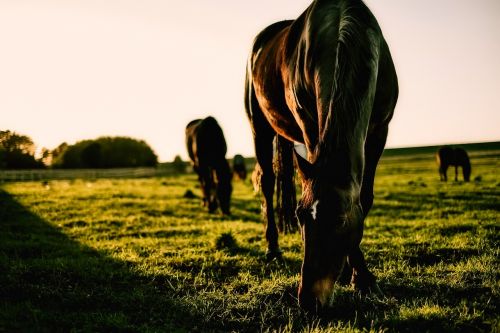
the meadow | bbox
[0,147,498,332]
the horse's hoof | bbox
[265,249,283,262]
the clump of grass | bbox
[408,179,427,187]
[183,189,197,199]
[215,232,238,251]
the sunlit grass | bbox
[0,150,498,331]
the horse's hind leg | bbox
[199,165,217,213]
[246,82,281,261]
[275,135,298,234]
[455,166,458,181]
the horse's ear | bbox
[293,148,314,180]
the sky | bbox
[1,0,499,162]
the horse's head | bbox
[217,180,232,215]
[464,170,471,182]
[294,150,364,312]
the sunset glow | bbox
[1,0,499,161]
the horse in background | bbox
[186,117,232,215]
[232,154,247,180]
[245,0,398,311]
[436,146,471,182]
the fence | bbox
[0,167,179,182]
[0,157,261,182]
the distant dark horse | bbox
[436,147,471,182]
[186,117,232,215]
[232,154,247,180]
[245,0,398,311]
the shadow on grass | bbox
[381,190,500,214]
[0,188,307,332]
[403,246,480,267]
[0,189,216,332]
[1,187,496,332]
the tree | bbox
[0,130,35,155]
[172,155,187,173]
[0,146,6,169]
[0,130,44,169]
[53,136,158,169]
[48,142,68,166]
[81,142,102,168]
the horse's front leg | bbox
[348,125,388,295]
[348,247,383,296]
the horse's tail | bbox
[436,151,446,177]
[274,135,298,234]
[250,163,262,195]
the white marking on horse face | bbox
[311,200,319,220]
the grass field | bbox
[1,147,499,332]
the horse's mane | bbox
[317,2,380,159]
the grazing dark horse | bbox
[232,154,247,180]
[436,147,471,182]
[186,117,232,215]
[245,0,398,311]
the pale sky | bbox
[1,0,499,162]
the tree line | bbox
[0,130,158,169]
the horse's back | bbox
[250,20,293,57]
[437,146,454,166]
[437,147,471,167]
[247,0,397,148]
[186,117,227,167]
[454,148,470,165]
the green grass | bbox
[1,149,499,332]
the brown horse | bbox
[436,147,471,182]
[245,0,398,311]
[186,117,232,215]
